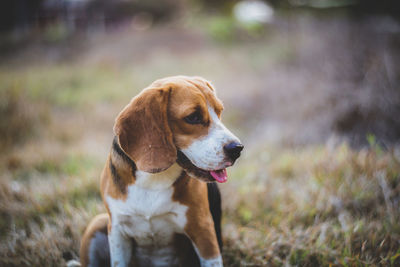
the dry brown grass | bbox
[221,143,400,266]
[1,132,399,266]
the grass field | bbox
[1,12,400,266]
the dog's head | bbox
[114,76,243,183]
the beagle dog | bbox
[79,76,243,267]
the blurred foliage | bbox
[0,65,139,109]
[0,84,48,151]
[43,22,70,43]
[205,14,267,42]
[1,0,400,38]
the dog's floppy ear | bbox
[113,87,176,173]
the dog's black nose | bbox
[224,142,244,162]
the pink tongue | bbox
[210,169,228,183]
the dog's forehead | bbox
[175,84,222,114]
[154,76,223,112]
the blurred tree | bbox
[0,0,182,35]
[271,0,400,17]
[0,0,43,33]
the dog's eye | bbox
[184,111,202,124]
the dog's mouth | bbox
[209,169,228,183]
[176,150,229,183]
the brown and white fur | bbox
[79,76,243,267]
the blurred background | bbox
[1,0,400,266]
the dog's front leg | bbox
[108,225,133,267]
[185,217,223,267]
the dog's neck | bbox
[135,163,183,190]
[109,137,137,192]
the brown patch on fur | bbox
[114,87,176,173]
[101,137,138,201]
[80,213,109,267]
[173,173,221,259]
[151,76,224,149]
[169,85,211,149]
[101,156,133,202]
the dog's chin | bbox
[176,150,228,183]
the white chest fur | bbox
[106,164,188,266]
